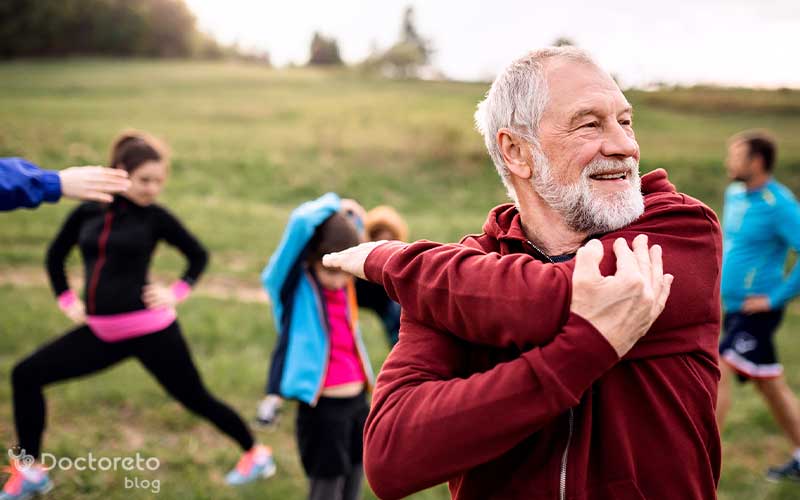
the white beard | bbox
[529,148,644,234]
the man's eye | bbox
[582,122,599,128]
[619,119,632,126]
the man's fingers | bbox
[656,274,674,313]
[89,179,131,191]
[632,234,650,277]
[612,238,638,276]
[649,243,664,300]
[321,252,341,270]
[83,191,114,203]
[573,239,604,282]
[650,244,663,282]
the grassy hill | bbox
[1,59,800,499]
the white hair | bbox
[474,47,600,202]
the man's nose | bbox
[601,122,638,159]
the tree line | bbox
[0,0,242,59]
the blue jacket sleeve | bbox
[261,193,342,325]
[769,197,800,307]
[0,158,62,211]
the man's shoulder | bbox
[766,180,798,207]
[636,188,721,238]
[459,232,499,252]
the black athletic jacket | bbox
[46,196,208,315]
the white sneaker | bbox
[256,395,283,427]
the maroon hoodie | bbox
[363,169,722,500]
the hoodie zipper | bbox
[88,211,114,314]
[527,240,574,500]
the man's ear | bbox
[497,128,532,180]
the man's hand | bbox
[59,166,130,203]
[741,295,771,314]
[62,298,87,324]
[322,241,388,280]
[142,283,177,309]
[571,235,673,358]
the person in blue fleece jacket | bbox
[0,157,129,211]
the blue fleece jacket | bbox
[0,158,62,211]
[261,193,374,405]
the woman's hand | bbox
[63,299,87,324]
[142,283,177,309]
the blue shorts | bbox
[719,310,785,382]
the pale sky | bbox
[185,0,800,88]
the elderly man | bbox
[326,47,721,499]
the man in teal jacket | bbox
[716,130,800,481]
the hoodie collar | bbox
[483,168,675,243]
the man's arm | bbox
[0,158,61,210]
[365,314,617,499]
[0,158,129,211]
[768,199,800,308]
[330,195,719,353]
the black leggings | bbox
[11,321,254,458]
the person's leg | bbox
[342,393,368,500]
[308,476,345,500]
[297,397,353,499]
[716,362,734,429]
[754,375,800,447]
[11,325,131,458]
[341,464,364,500]
[133,322,254,451]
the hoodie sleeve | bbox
[0,157,62,211]
[261,193,341,319]
[364,194,722,355]
[364,312,619,499]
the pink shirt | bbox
[322,287,366,388]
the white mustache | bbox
[582,158,639,178]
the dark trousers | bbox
[297,392,369,500]
[11,321,254,457]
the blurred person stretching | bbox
[715,130,800,481]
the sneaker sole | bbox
[261,463,277,479]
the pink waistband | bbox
[87,308,176,342]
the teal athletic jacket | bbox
[261,193,374,405]
[721,178,800,312]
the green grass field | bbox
[1,59,800,499]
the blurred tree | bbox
[0,0,238,59]
[308,32,343,65]
[361,5,433,79]
[552,36,576,47]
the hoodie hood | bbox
[482,168,676,243]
